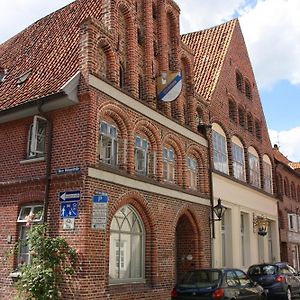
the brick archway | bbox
[175,213,199,280]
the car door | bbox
[287,265,300,294]
[234,270,261,300]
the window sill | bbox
[109,279,146,286]
[20,157,45,164]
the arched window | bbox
[134,135,149,175]
[163,146,175,183]
[187,156,197,190]
[238,106,246,128]
[228,99,237,122]
[212,124,229,174]
[109,205,144,282]
[284,178,290,197]
[231,136,245,181]
[245,79,252,100]
[263,155,273,194]
[236,71,243,92]
[248,147,260,188]
[255,119,262,140]
[247,112,254,134]
[291,182,296,200]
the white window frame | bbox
[212,130,229,174]
[288,214,298,232]
[232,141,245,181]
[163,147,175,183]
[27,115,47,158]
[99,121,118,166]
[187,157,197,190]
[134,136,148,175]
[17,205,44,265]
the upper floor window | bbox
[247,113,254,134]
[17,205,44,265]
[284,178,290,197]
[163,147,175,183]
[263,155,273,194]
[231,138,245,181]
[99,121,118,166]
[109,205,144,282]
[291,182,296,200]
[187,157,197,190]
[238,106,246,128]
[288,214,298,232]
[27,115,47,159]
[248,148,260,188]
[212,126,228,174]
[255,120,262,140]
[135,136,148,175]
[245,80,252,99]
[236,71,243,92]
[228,99,237,122]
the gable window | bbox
[263,155,273,194]
[255,120,262,140]
[245,80,252,99]
[248,148,260,188]
[212,128,228,174]
[238,106,246,128]
[109,205,144,282]
[163,147,175,183]
[187,157,197,190]
[236,71,243,92]
[27,115,47,159]
[228,99,237,122]
[247,113,254,134]
[135,136,148,175]
[231,138,245,181]
[99,121,118,166]
[17,205,44,265]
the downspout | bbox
[37,102,53,224]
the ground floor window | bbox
[109,205,144,282]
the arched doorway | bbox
[176,213,199,280]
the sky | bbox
[0,0,299,161]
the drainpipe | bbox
[37,102,53,224]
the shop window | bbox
[163,147,175,183]
[134,136,148,175]
[187,157,197,190]
[27,115,47,159]
[212,130,229,174]
[232,140,245,181]
[17,205,44,265]
[99,121,118,166]
[109,205,144,282]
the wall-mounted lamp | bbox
[253,214,269,236]
[212,198,226,221]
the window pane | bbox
[18,207,32,221]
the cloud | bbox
[0,0,73,44]
[176,0,300,90]
[269,127,300,162]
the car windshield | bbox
[248,265,278,276]
[179,270,221,288]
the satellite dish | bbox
[156,71,182,102]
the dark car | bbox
[171,268,265,299]
[247,262,300,300]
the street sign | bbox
[57,166,80,175]
[59,190,81,202]
[60,201,78,219]
[92,193,109,230]
[63,218,75,230]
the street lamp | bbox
[213,198,226,221]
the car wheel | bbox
[285,287,292,300]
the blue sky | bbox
[0,0,299,161]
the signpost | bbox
[91,192,109,230]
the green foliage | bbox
[15,224,77,300]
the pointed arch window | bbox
[245,79,252,100]
[263,155,273,194]
[163,147,175,183]
[109,205,144,282]
[236,71,243,92]
[228,99,237,122]
[187,157,197,190]
[248,147,260,188]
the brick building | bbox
[182,19,280,270]
[274,145,300,270]
[0,0,212,299]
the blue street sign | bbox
[59,190,81,202]
[92,193,109,203]
[60,201,78,219]
[57,166,80,175]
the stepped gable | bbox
[181,19,237,101]
[0,0,103,113]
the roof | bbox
[289,162,300,170]
[0,0,104,113]
[181,19,238,101]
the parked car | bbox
[247,262,300,300]
[171,268,265,299]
